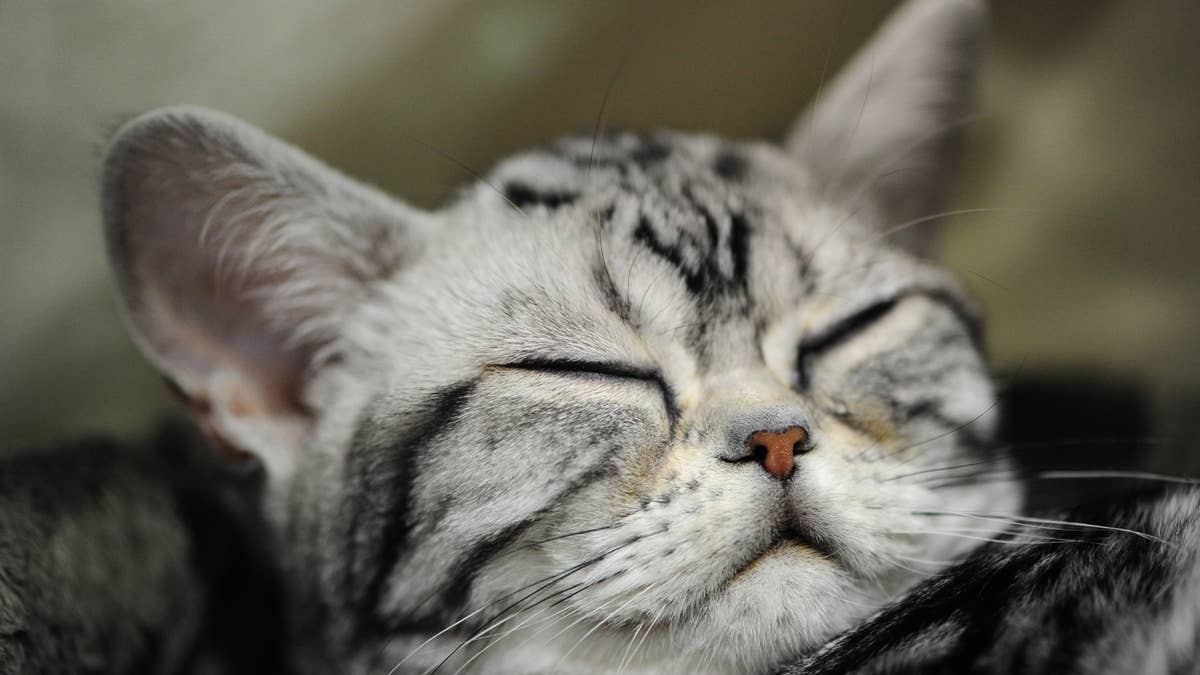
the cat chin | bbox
[678,546,880,670]
[457,545,874,675]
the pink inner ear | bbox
[137,260,312,420]
[104,107,422,465]
[119,171,316,421]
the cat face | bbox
[101,0,1018,672]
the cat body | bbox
[4,0,1196,672]
[0,423,286,674]
[785,487,1200,675]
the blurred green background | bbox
[2,1,1198,461]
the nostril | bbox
[742,425,809,480]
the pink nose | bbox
[745,426,809,479]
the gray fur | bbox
[2,0,1184,673]
[0,424,287,674]
[94,0,1014,672]
[782,488,1200,675]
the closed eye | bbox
[794,290,981,390]
[499,358,680,429]
[796,299,898,390]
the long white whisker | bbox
[911,510,1170,546]
[554,583,659,669]
[625,604,668,672]
[1036,470,1200,485]
[885,529,1081,546]
[616,620,646,674]
[412,538,637,675]
[868,207,1036,247]
[449,588,586,675]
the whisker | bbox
[585,18,640,318]
[827,40,876,203]
[795,0,845,161]
[539,584,634,658]
[965,268,1018,294]
[555,583,660,670]
[640,266,677,328]
[842,395,1000,467]
[389,551,608,672]
[448,582,588,675]
[478,575,626,670]
[910,510,1170,546]
[497,574,624,658]
[588,40,634,181]
[885,529,1081,545]
[882,437,1165,483]
[868,207,1036,247]
[890,553,961,567]
[1035,470,1200,485]
[881,397,1002,467]
[504,523,622,556]
[402,134,526,217]
[839,112,987,223]
[615,619,646,674]
[921,468,1198,492]
[888,559,941,578]
[622,604,667,673]
[413,538,638,674]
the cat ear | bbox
[102,106,427,475]
[785,0,985,253]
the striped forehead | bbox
[482,131,823,365]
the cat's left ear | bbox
[102,107,430,478]
[786,0,986,254]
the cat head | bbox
[102,0,1018,671]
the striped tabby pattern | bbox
[101,0,1196,672]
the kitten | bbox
[5,0,1188,673]
[97,0,1013,672]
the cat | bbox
[4,0,1196,672]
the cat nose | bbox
[744,426,810,480]
[718,404,813,479]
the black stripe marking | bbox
[796,298,899,390]
[795,290,982,390]
[631,139,670,166]
[634,215,704,294]
[437,453,626,613]
[500,358,680,434]
[729,211,750,284]
[344,381,477,631]
[682,186,720,250]
[504,182,577,210]
[440,519,536,610]
[593,258,633,324]
[713,150,748,181]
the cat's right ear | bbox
[102,106,429,478]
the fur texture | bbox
[49,0,1195,673]
[95,0,1018,672]
[783,488,1200,675]
[0,422,287,674]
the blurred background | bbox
[2,1,1198,483]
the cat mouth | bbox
[728,519,841,584]
[777,522,839,562]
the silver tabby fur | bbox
[100,1,1034,672]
